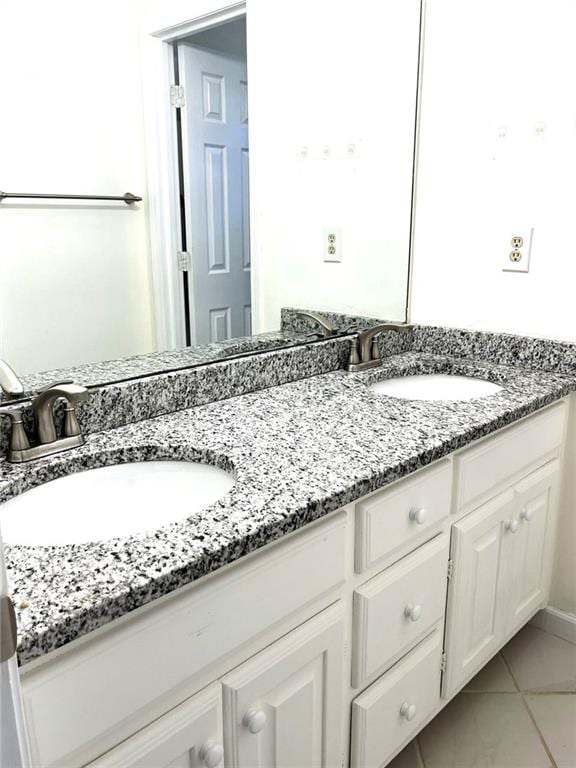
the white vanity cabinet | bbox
[222,605,344,768]
[89,607,344,768]
[443,404,563,698]
[17,400,567,768]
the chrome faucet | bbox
[293,310,338,338]
[0,358,24,399]
[347,323,411,372]
[0,382,89,463]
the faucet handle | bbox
[0,407,31,452]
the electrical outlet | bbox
[502,228,533,273]
[324,228,342,263]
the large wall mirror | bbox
[0,0,422,400]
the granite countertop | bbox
[2,351,575,665]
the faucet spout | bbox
[347,323,411,372]
[34,383,90,444]
[293,311,337,338]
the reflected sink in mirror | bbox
[369,374,503,402]
[0,461,234,546]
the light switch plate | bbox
[502,228,533,273]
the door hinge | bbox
[440,651,448,672]
[0,595,17,662]
[447,558,454,581]
[170,84,185,108]
[177,250,191,271]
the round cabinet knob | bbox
[520,508,533,522]
[243,708,267,734]
[400,702,417,721]
[404,603,423,622]
[505,518,519,533]
[409,507,428,525]
[199,741,224,768]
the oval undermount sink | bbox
[0,461,234,546]
[369,374,503,402]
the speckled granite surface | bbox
[410,325,576,375]
[2,350,575,666]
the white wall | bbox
[411,0,576,617]
[0,0,155,374]
[411,0,576,342]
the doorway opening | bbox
[173,15,251,346]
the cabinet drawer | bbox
[21,515,346,768]
[351,630,442,768]
[455,402,566,512]
[352,534,449,688]
[355,461,451,573]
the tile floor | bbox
[388,624,576,768]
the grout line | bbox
[461,689,518,694]
[499,651,521,692]
[500,643,559,766]
[519,693,559,768]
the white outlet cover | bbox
[502,228,533,273]
[324,227,342,263]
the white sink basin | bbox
[369,374,503,402]
[0,461,234,546]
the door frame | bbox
[141,2,254,351]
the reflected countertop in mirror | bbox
[0,330,311,404]
[0,308,398,405]
[1,307,387,404]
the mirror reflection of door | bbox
[177,18,251,346]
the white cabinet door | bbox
[443,489,516,697]
[222,605,344,768]
[506,461,558,636]
[89,684,223,768]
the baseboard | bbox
[530,606,576,644]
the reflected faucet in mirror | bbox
[0,382,90,463]
[293,311,339,339]
[0,358,24,399]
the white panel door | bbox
[88,683,223,768]
[506,462,558,636]
[222,605,344,768]
[179,44,251,345]
[443,490,515,697]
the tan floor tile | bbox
[418,692,551,767]
[502,625,576,692]
[385,739,424,768]
[465,654,517,693]
[525,694,576,768]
